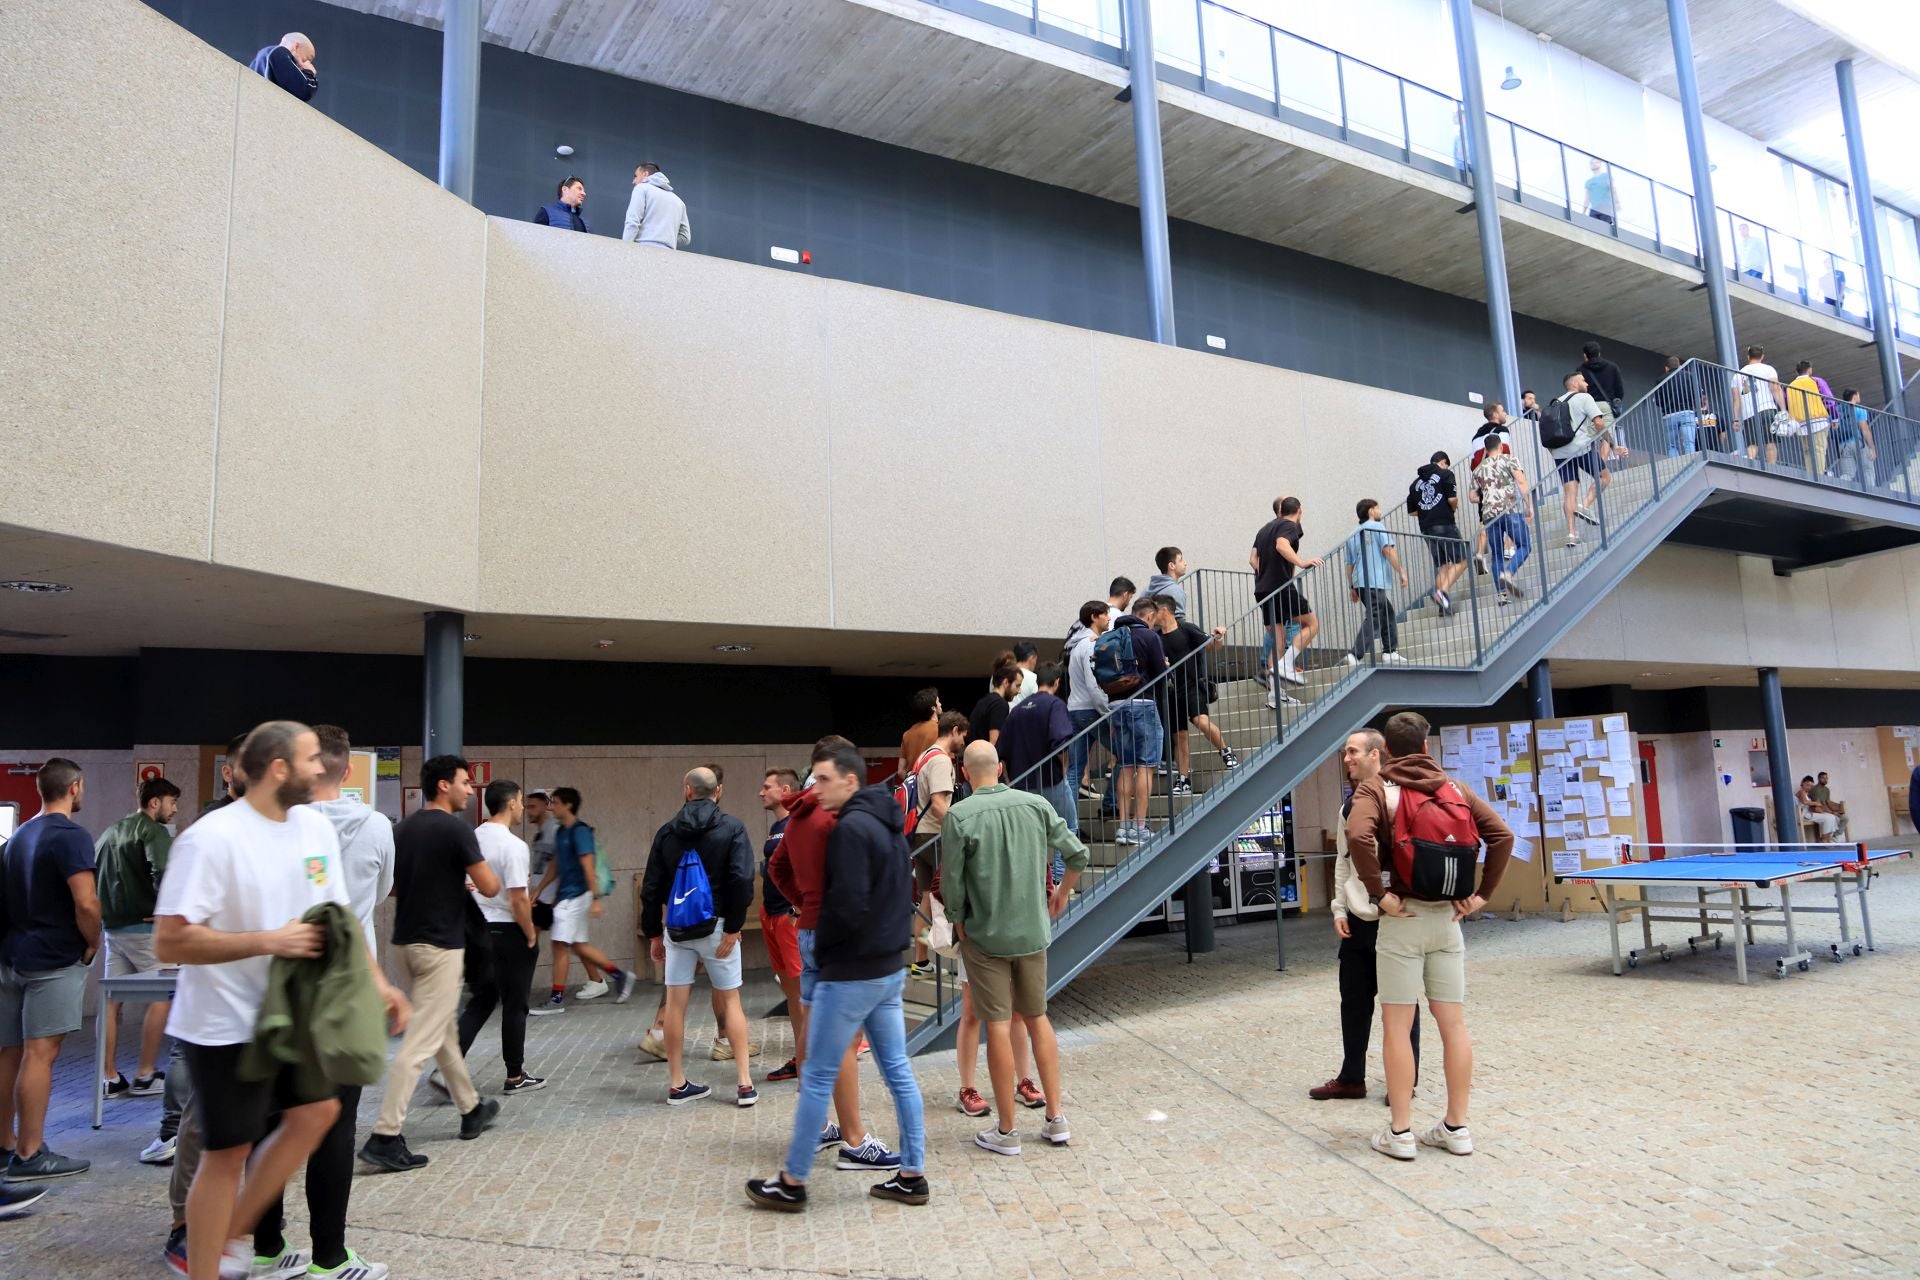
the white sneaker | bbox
[574,980,610,1001]
[138,1135,176,1164]
[1379,652,1410,665]
[1370,1126,1416,1161]
[974,1124,1021,1156]
[1265,689,1278,709]
[1277,659,1306,686]
[1114,827,1138,846]
[1041,1115,1071,1145]
[250,1247,311,1280]
[1416,1119,1473,1155]
[1343,654,1360,668]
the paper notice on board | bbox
[1442,726,1467,753]
[1564,718,1596,741]
[1606,786,1630,806]
[1553,849,1582,875]
[1586,741,1610,762]
[1470,727,1499,747]
[1586,816,1612,837]
[1606,730,1633,762]
[1602,714,1627,734]
[1609,800,1633,817]
[1545,822,1565,839]
[1512,836,1535,863]
[1562,797,1583,816]
[1537,728,1566,751]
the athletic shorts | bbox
[910,832,940,897]
[664,928,743,990]
[551,891,594,944]
[1556,451,1600,485]
[1261,583,1311,625]
[0,961,89,1047]
[105,928,163,978]
[959,938,1046,1021]
[182,1039,334,1151]
[1376,900,1466,1005]
[761,908,802,980]
[1423,525,1467,567]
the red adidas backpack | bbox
[1390,780,1481,900]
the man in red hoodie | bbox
[767,737,897,1172]
[1345,711,1513,1163]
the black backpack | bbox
[1539,394,1578,450]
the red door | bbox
[1638,742,1665,850]
[0,762,44,838]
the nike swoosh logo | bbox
[673,891,696,905]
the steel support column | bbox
[1758,668,1795,842]
[1526,660,1555,720]
[1665,0,1738,369]
[1447,0,1521,412]
[424,611,465,758]
[1836,59,1906,416]
[437,0,481,202]
[1182,869,1215,957]
[1123,0,1176,346]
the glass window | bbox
[1611,166,1657,240]
[1202,2,1274,102]
[1041,0,1122,45]
[1405,84,1463,169]
[1340,58,1404,148]
[1273,29,1340,125]
[1513,125,1565,206]
[1487,116,1517,188]
[1654,184,1696,255]
[1150,0,1201,75]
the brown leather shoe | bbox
[1308,1077,1367,1101]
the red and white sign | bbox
[469,760,491,787]
[136,761,166,785]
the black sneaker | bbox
[869,1173,930,1206]
[1221,747,1239,767]
[745,1174,808,1213]
[503,1074,547,1095]
[0,1181,47,1218]
[101,1075,131,1101]
[128,1071,166,1098]
[358,1133,429,1173]
[737,1085,759,1108]
[816,1122,842,1150]
[1172,776,1193,796]
[766,1058,799,1083]
[667,1080,712,1106]
[4,1147,89,1181]
[458,1097,501,1139]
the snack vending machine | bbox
[1230,795,1299,919]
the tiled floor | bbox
[6,858,1919,1278]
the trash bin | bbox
[1729,806,1767,852]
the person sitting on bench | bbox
[1795,776,1847,842]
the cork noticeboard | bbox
[1436,720,1547,913]
[1537,714,1643,912]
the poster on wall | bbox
[136,760,166,786]
[1539,713,1644,912]
[1437,719,1545,912]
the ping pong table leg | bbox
[1606,886,1624,976]
[1731,893,1748,984]
[92,999,107,1129]
[1832,873,1852,954]
[1857,867,1877,953]
[1780,881,1806,975]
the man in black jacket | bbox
[1578,341,1627,417]
[747,746,929,1213]
[640,768,757,1108]
[248,34,318,102]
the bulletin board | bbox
[1438,720,1547,912]
[340,750,378,809]
[1537,714,1642,912]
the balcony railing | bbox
[935,0,1920,342]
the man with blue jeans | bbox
[1105,602,1169,846]
[998,663,1076,882]
[1066,601,1113,808]
[748,747,928,1211]
[1652,354,1704,457]
[1471,439,1532,606]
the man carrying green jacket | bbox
[95,777,181,1101]
[942,741,1088,1158]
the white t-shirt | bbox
[157,801,351,1047]
[1739,362,1780,415]
[473,822,531,925]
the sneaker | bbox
[745,1173,808,1213]
[666,1080,711,1106]
[612,969,637,1004]
[0,1182,47,1219]
[1473,553,1489,576]
[426,1068,450,1098]
[1015,1077,1046,1109]
[1078,783,1104,801]
[503,1074,547,1095]
[1370,1126,1417,1161]
[102,1075,131,1101]
[974,1125,1021,1157]
[1497,590,1512,607]
[457,1097,500,1139]
[1277,660,1307,687]
[1506,577,1525,599]
[252,1246,312,1279]
[1575,506,1599,525]
[1220,746,1238,767]
[1417,1119,1474,1156]
[855,1036,871,1057]
[1254,668,1271,689]
[1172,776,1192,796]
[710,1037,761,1061]
[164,1226,189,1274]
[529,992,566,1016]
[1432,588,1451,613]
[957,1086,989,1117]
[307,1247,390,1279]
[1274,690,1302,707]
[869,1173,930,1205]
[1134,821,1156,843]
[1114,827,1138,847]
[737,1085,759,1108]
[766,1058,799,1083]
[220,1243,256,1280]
[1343,654,1360,669]
[1264,689,1278,709]
[573,979,610,1001]
[1565,533,1580,548]
[357,1133,428,1172]
[4,1147,89,1181]
[1307,1077,1366,1101]
[1041,1115,1071,1146]
[817,1122,843,1150]
[906,961,934,978]
[637,1028,666,1060]
[129,1071,166,1098]
[139,1135,178,1165]
[836,1136,901,1171]
[1379,652,1410,665]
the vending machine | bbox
[1230,795,1299,920]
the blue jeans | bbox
[1110,699,1163,768]
[1261,619,1303,670]
[796,928,818,1006]
[1663,410,1698,456]
[1067,708,1108,797]
[1040,776,1075,883]
[782,970,926,1180]
[1487,512,1530,587]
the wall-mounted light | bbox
[1500,66,1522,91]
[555,144,574,158]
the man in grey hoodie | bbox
[622,163,692,250]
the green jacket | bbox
[95,812,171,930]
[243,902,387,1097]
[941,784,1089,957]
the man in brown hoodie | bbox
[1344,711,1513,1161]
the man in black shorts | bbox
[1249,496,1323,705]
[1406,451,1469,613]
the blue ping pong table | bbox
[1554,844,1911,984]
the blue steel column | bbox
[1447,0,1522,411]
[1123,0,1177,345]
[1526,660,1555,720]
[1836,59,1906,415]
[424,611,465,758]
[1665,0,1738,369]
[437,0,481,202]
[1758,668,1795,842]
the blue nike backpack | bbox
[665,850,717,941]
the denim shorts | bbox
[1110,699,1164,768]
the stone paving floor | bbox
[5,858,1919,1278]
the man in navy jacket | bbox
[250,35,318,102]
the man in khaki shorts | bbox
[943,742,1087,1157]
[1345,711,1513,1161]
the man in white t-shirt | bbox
[455,780,547,1093]
[1547,369,1614,548]
[155,722,408,1280]
[1734,344,1781,463]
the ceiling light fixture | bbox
[0,580,71,594]
[1500,66,1522,90]
[713,643,755,654]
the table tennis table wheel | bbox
[1660,950,1672,962]
[1773,960,1786,979]
[1626,954,1638,969]
[1853,943,1864,957]
[1797,959,1811,972]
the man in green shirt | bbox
[943,741,1087,1157]
[94,777,181,1099]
